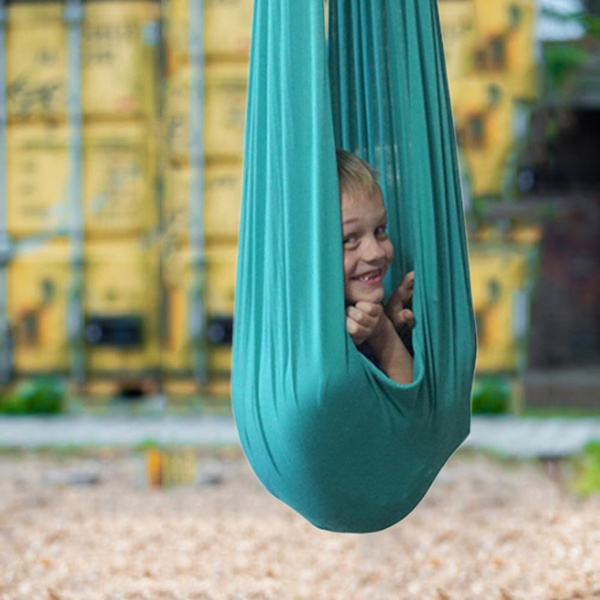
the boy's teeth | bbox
[359,272,378,281]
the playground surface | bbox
[0,446,599,600]
[2,413,600,598]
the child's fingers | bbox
[346,303,383,346]
[396,308,415,330]
[346,306,374,328]
[347,303,383,328]
[385,273,415,329]
[346,315,370,346]
[395,272,414,305]
[345,316,361,336]
[354,301,383,318]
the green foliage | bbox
[134,438,164,452]
[0,378,65,415]
[544,43,589,92]
[571,440,600,497]
[583,14,600,38]
[471,377,511,415]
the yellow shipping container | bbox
[82,1,161,119]
[6,238,161,376]
[165,62,248,162]
[6,123,69,237]
[161,243,237,319]
[6,121,156,237]
[471,0,537,100]
[163,163,243,241]
[204,243,237,317]
[165,0,253,68]
[7,238,71,373]
[469,243,535,374]
[505,0,538,101]
[5,1,160,121]
[472,1,510,35]
[83,121,157,235]
[438,0,476,101]
[161,243,236,375]
[84,240,160,372]
[5,3,67,121]
[453,77,515,197]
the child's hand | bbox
[346,301,384,347]
[385,271,415,333]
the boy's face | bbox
[341,188,394,305]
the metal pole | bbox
[65,0,85,385]
[0,0,13,384]
[188,0,208,385]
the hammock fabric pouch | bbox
[232,0,477,533]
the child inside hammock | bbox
[337,148,415,385]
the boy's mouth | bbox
[352,269,384,283]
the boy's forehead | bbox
[340,179,382,198]
[341,189,387,220]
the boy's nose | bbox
[363,237,386,262]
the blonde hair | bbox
[336,148,381,198]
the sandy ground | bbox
[0,448,599,600]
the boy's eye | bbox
[343,234,358,246]
[375,226,388,239]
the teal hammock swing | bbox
[232,0,477,534]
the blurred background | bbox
[0,0,598,415]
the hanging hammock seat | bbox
[232,0,477,533]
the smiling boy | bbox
[337,148,414,384]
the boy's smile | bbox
[341,189,394,305]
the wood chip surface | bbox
[1,449,599,600]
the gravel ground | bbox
[1,448,599,600]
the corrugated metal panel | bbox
[165,62,248,162]
[82,1,160,119]
[7,238,71,372]
[453,77,516,197]
[439,0,476,101]
[0,0,11,383]
[440,0,538,100]
[472,1,509,34]
[83,239,160,371]
[5,3,67,121]
[83,121,157,235]
[470,241,537,374]
[471,0,538,100]
[165,0,252,68]
[5,1,161,122]
[205,243,236,316]
[7,237,162,374]
[160,242,236,375]
[438,0,538,200]
[163,163,242,241]
[505,0,538,100]
[3,0,164,391]
[6,120,157,237]
[6,122,68,237]
[161,242,236,322]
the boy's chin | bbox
[347,286,385,305]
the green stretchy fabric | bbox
[232,0,477,533]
